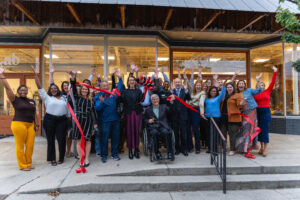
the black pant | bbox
[200,118,208,147]
[172,119,187,153]
[118,117,126,151]
[205,117,220,152]
[149,126,172,154]
[43,113,67,162]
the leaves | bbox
[275,1,300,44]
[292,59,300,72]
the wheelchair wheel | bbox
[143,128,148,156]
[171,130,175,154]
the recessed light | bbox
[254,59,269,63]
[158,57,169,61]
[44,54,59,59]
[210,58,221,62]
[101,56,115,60]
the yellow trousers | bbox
[11,121,35,169]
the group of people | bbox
[0,61,277,171]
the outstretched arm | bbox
[0,65,15,102]
[265,66,278,93]
[49,65,55,85]
[31,65,42,89]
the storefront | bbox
[0,0,298,135]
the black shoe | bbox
[183,151,188,156]
[155,153,162,160]
[83,162,90,167]
[51,160,57,166]
[129,149,133,160]
[168,153,175,161]
[134,149,140,159]
[175,151,180,155]
[206,150,211,154]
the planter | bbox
[292,60,300,72]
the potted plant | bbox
[292,59,300,72]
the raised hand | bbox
[169,94,176,102]
[240,98,247,105]
[183,82,188,90]
[103,75,108,81]
[256,73,263,81]
[213,74,218,80]
[160,67,165,74]
[69,71,77,79]
[49,65,55,73]
[234,69,241,75]
[111,68,117,75]
[272,66,278,72]
[130,62,136,72]
[182,67,187,74]
[91,68,96,76]
[154,68,159,78]
[0,64,4,74]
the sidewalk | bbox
[1,133,300,199]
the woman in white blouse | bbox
[32,66,69,166]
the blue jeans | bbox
[95,123,102,154]
[191,110,201,152]
[101,120,120,157]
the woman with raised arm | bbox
[121,73,143,160]
[254,66,278,157]
[0,65,37,171]
[69,71,98,167]
[32,66,68,166]
[235,78,262,155]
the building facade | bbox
[0,0,299,135]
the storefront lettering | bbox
[0,53,20,66]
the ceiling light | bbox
[158,57,169,61]
[44,54,59,59]
[254,59,269,63]
[77,71,82,74]
[209,58,221,62]
[101,56,115,60]
[286,47,300,51]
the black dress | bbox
[70,79,97,141]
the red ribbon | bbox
[166,94,201,114]
[141,77,154,102]
[68,82,120,173]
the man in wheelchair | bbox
[144,94,175,161]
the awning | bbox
[29,0,300,13]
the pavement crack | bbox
[2,175,41,200]
[168,192,174,200]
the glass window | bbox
[284,43,300,116]
[250,43,284,116]
[108,37,169,87]
[172,51,247,81]
[0,47,40,73]
[48,35,104,87]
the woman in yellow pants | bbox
[0,65,38,171]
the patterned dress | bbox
[70,79,98,141]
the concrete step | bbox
[102,166,300,176]
[19,174,300,194]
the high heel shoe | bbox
[134,149,140,159]
[128,149,133,160]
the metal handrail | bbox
[210,117,227,194]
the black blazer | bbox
[121,88,143,114]
[171,88,191,121]
[144,104,172,130]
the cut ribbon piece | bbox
[141,77,154,103]
[166,94,200,114]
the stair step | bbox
[19,174,300,194]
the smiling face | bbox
[62,82,69,93]
[257,82,265,90]
[206,79,212,87]
[210,88,217,98]
[50,85,58,96]
[128,77,136,89]
[163,81,170,91]
[18,86,28,98]
[101,81,109,91]
[202,83,208,91]
[226,84,234,95]
[174,78,182,89]
[237,81,246,92]
[151,95,160,107]
[195,82,202,92]
[80,86,89,97]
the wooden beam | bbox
[120,5,126,28]
[66,3,81,24]
[273,27,286,34]
[200,11,223,32]
[11,1,40,25]
[237,14,267,33]
[163,8,174,30]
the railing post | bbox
[210,118,213,165]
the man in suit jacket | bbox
[144,94,175,161]
[171,78,191,156]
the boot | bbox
[134,148,140,159]
[128,149,133,160]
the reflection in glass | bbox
[250,43,284,116]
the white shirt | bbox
[38,88,69,116]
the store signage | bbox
[0,53,20,66]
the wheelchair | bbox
[142,126,175,162]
